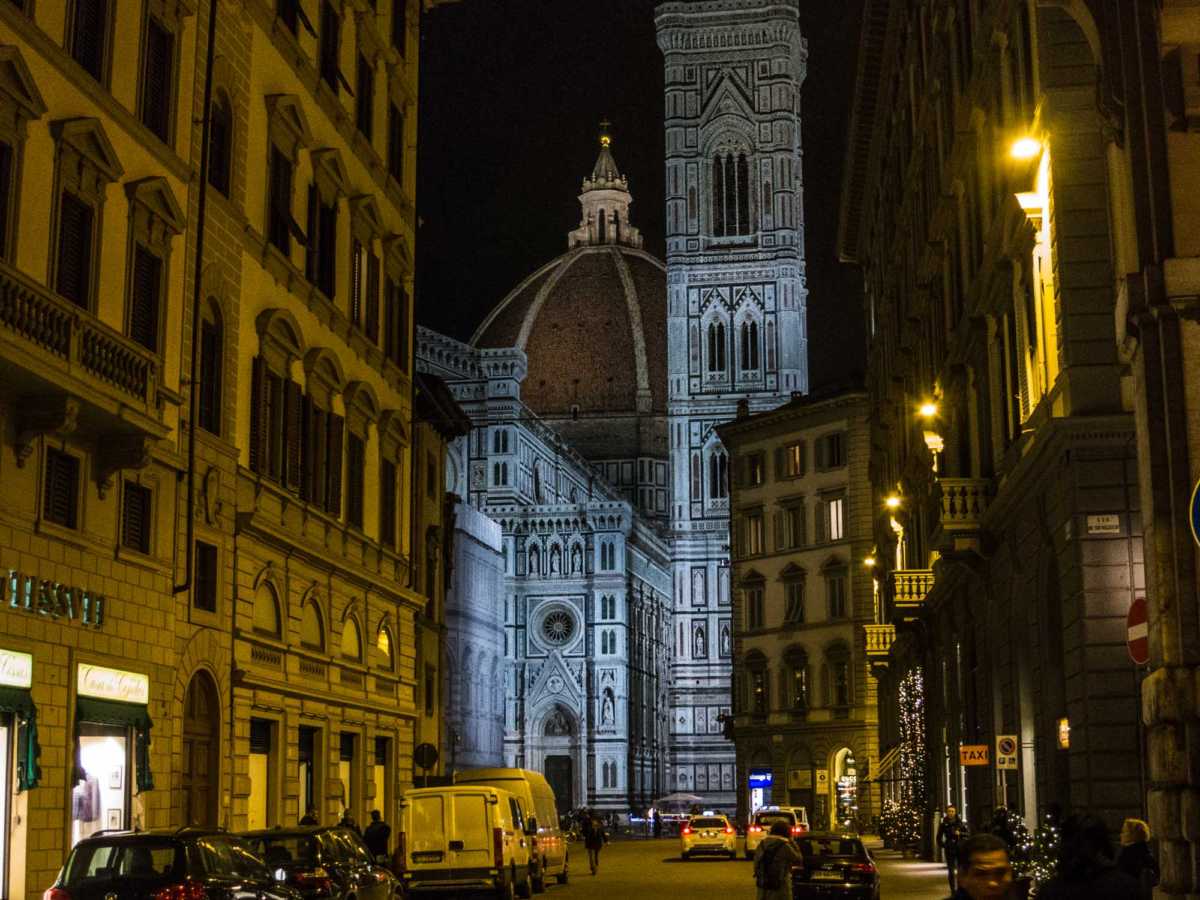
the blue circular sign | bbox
[1192,479,1200,547]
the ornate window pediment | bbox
[125,176,185,251]
[779,562,807,580]
[303,347,346,409]
[255,307,305,370]
[51,117,123,199]
[0,46,47,139]
[265,93,313,160]
[350,194,386,244]
[343,379,380,435]
[310,147,351,205]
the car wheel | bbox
[680,851,689,861]
[532,864,546,894]
[515,864,532,899]
[555,863,569,885]
[497,873,516,900]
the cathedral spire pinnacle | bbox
[569,120,643,250]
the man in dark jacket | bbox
[1038,815,1142,900]
[937,805,968,892]
[947,834,1016,900]
[363,810,391,860]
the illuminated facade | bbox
[839,1,1199,875]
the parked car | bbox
[241,827,394,900]
[396,784,535,899]
[44,828,301,900]
[454,767,568,888]
[745,806,811,859]
[792,833,879,900]
[679,814,737,860]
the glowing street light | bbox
[884,495,902,511]
[918,400,938,419]
[863,555,877,569]
[1010,137,1042,160]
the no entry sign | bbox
[1127,596,1149,666]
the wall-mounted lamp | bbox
[863,555,877,569]
[884,495,902,511]
[1010,136,1042,160]
[918,401,939,419]
[1056,717,1070,749]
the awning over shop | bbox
[76,696,154,792]
[0,685,40,791]
[868,744,902,783]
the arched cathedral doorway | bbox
[537,705,576,815]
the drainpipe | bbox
[174,0,218,595]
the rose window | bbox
[541,609,575,645]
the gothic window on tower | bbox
[706,320,727,373]
[711,148,752,237]
[739,320,760,371]
[708,451,728,500]
[691,452,702,500]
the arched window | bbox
[740,321,761,371]
[501,462,508,484]
[341,616,363,661]
[785,647,809,710]
[766,319,776,371]
[711,155,725,235]
[712,150,753,237]
[198,300,222,435]
[301,600,324,650]
[709,451,728,499]
[207,90,232,197]
[493,430,502,453]
[376,625,394,670]
[736,153,750,234]
[691,453,702,500]
[253,582,280,636]
[598,208,607,242]
[707,321,727,372]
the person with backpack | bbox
[582,810,607,875]
[753,821,802,900]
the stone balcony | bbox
[931,477,994,554]
[0,261,169,486]
[864,623,896,661]
[891,569,934,619]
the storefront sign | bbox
[960,744,990,766]
[4,570,106,627]
[77,664,149,705]
[815,770,829,794]
[748,768,774,788]
[0,648,33,689]
[996,735,1019,770]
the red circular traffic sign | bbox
[1127,596,1149,666]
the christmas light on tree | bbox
[1027,813,1061,891]
[895,667,927,848]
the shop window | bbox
[338,732,358,819]
[341,617,362,662]
[301,601,325,650]
[138,14,175,144]
[194,541,218,612]
[207,92,232,197]
[247,718,274,830]
[297,725,320,821]
[68,0,111,83]
[72,722,130,845]
[121,481,152,554]
[43,448,80,529]
[355,55,374,140]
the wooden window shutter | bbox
[0,142,12,259]
[299,394,314,502]
[312,406,328,508]
[380,458,396,547]
[198,318,221,434]
[56,192,93,308]
[350,241,363,324]
[391,0,406,53]
[387,103,404,181]
[71,0,108,80]
[397,284,410,371]
[383,278,396,363]
[43,449,79,529]
[140,17,174,142]
[249,356,267,473]
[268,148,291,252]
[305,184,319,283]
[121,481,152,553]
[774,510,785,552]
[355,54,374,139]
[773,446,785,480]
[346,432,364,528]
[130,245,162,352]
[284,380,302,491]
[320,1,340,90]
[365,253,380,343]
[325,413,344,516]
[315,201,336,298]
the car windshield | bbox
[244,834,321,868]
[65,841,183,884]
[798,838,864,858]
[689,818,727,829]
[755,813,796,828]
[195,837,271,879]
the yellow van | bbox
[454,768,569,889]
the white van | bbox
[396,784,537,899]
[454,768,569,889]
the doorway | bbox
[182,672,219,827]
[545,756,573,815]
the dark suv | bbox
[45,829,302,900]
[240,827,394,900]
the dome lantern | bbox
[568,120,644,250]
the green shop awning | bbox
[0,685,40,791]
[76,696,154,792]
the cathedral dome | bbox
[471,128,667,422]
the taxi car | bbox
[679,814,737,860]
[744,806,810,859]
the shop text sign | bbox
[960,744,990,766]
[0,648,33,689]
[77,664,149,705]
[748,769,774,788]
[4,569,106,627]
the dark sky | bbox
[415,0,865,389]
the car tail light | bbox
[748,825,762,833]
[724,825,734,834]
[493,827,504,870]
[681,826,692,835]
[850,863,876,875]
[150,881,207,900]
[292,867,333,896]
[44,887,71,900]
[791,826,804,835]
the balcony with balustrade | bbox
[864,623,896,663]
[0,261,169,480]
[931,477,994,555]
[891,569,934,619]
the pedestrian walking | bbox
[582,811,607,875]
[752,821,802,900]
[948,833,1016,900]
[1037,814,1141,900]
[653,810,662,839]
[339,809,361,835]
[937,805,968,893]
[363,809,391,861]
[1116,818,1158,899]
[300,807,318,826]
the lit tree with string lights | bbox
[896,667,927,850]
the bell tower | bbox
[656,0,809,809]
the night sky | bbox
[415,0,865,389]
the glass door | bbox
[72,724,130,847]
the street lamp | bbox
[884,495,901,511]
[1010,136,1042,160]
[863,555,876,569]
[917,400,938,420]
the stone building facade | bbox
[839,2,1199,881]
[717,390,876,829]
[655,0,811,808]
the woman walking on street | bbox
[753,821,802,900]
[583,810,607,875]
[1116,818,1158,899]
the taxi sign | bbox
[960,744,989,766]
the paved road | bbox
[532,838,948,899]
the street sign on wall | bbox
[996,735,1018,770]
[960,744,989,766]
[815,770,829,794]
[748,769,774,788]
[1127,596,1149,666]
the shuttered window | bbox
[365,252,380,343]
[140,16,174,143]
[56,191,94,308]
[129,244,163,352]
[346,432,364,529]
[194,540,218,612]
[355,54,374,140]
[0,141,13,260]
[268,147,294,254]
[43,448,80,529]
[325,414,344,517]
[384,278,409,370]
[391,0,406,54]
[198,317,221,435]
[285,380,302,491]
[319,2,347,94]
[387,103,404,182]
[380,457,396,548]
[350,240,363,325]
[70,0,109,82]
[121,481,152,554]
[306,187,337,297]
[207,95,232,196]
